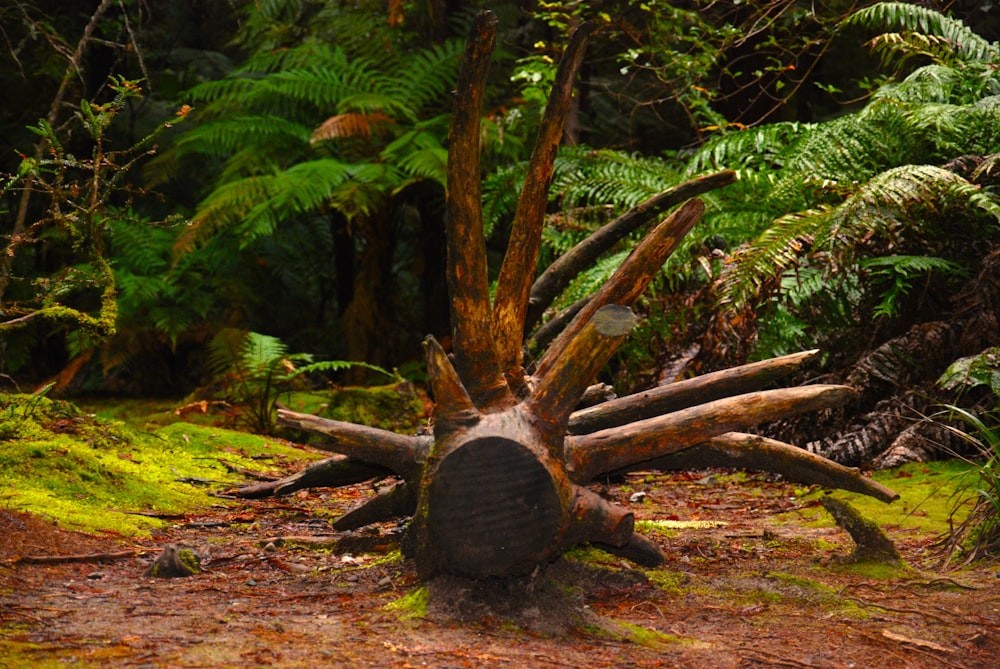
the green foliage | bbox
[1,77,186,377]
[932,406,1000,566]
[173,34,463,249]
[939,348,1000,404]
[205,329,393,434]
[683,3,1000,361]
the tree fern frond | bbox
[717,206,834,308]
[866,32,980,70]
[388,39,464,115]
[819,164,998,254]
[552,147,679,209]
[177,115,311,160]
[684,122,807,175]
[310,111,396,143]
[235,159,356,242]
[844,2,999,65]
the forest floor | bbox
[2,459,999,668]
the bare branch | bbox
[444,10,512,411]
[566,385,858,482]
[492,21,596,383]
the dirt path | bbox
[2,470,998,668]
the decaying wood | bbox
[276,409,424,482]
[527,304,638,445]
[6,549,136,566]
[569,349,822,434]
[820,496,901,563]
[533,198,705,381]
[445,10,511,411]
[234,454,394,498]
[643,432,899,503]
[566,385,858,482]
[334,482,416,531]
[492,21,596,387]
[271,10,897,580]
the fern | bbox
[844,2,999,66]
[207,329,393,433]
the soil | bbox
[2,470,998,668]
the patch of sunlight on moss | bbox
[0,393,319,537]
[645,568,690,593]
[589,617,702,649]
[782,460,977,537]
[833,561,912,579]
[637,519,728,531]
[385,586,429,620]
[562,545,626,566]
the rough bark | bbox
[445,10,511,411]
[534,198,705,380]
[492,22,596,386]
[275,409,424,483]
[643,432,899,503]
[566,385,858,482]
[569,349,821,434]
[234,454,394,498]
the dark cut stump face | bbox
[426,437,564,577]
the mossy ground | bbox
[784,460,977,540]
[0,393,322,536]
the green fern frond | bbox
[552,148,679,209]
[388,39,464,115]
[176,115,311,160]
[235,159,356,242]
[819,164,998,253]
[240,331,291,373]
[718,205,834,308]
[844,2,999,65]
[684,122,807,174]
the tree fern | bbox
[844,2,998,67]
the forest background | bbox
[2,0,1000,470]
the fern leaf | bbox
[844,2,999,65]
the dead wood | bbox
[333,482,416,531]
[820,496,901,563]
[234,454,395,498]
[275,409,424,482]
[527,304,637,446]
[6,549,136,566]
[641,432,899,503]
[566,385,858,482]
[444,10,511,410]
[533,198,705,381]
[492,21,596,385]
[568,349,821,434]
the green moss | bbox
[832,561,912,579]
[308,382,426,434]
[645,568,690,593]
[385,586,429,620]
[783,460,978,537]
[0,393,321,536]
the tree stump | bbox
[268,11,898,579]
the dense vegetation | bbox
[1,0,999,475]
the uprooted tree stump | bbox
[255,11,898,579]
